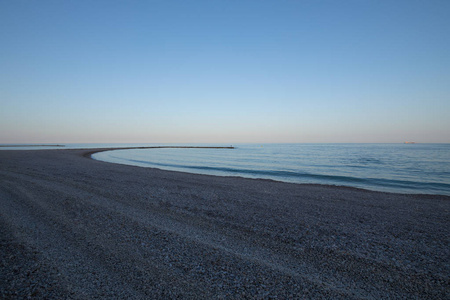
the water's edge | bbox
[90,146,450,197]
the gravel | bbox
[0,148,449,299]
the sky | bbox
[1,0,449,144]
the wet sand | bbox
[1,148,449,299]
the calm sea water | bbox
[91,143,450,196]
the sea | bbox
[2,143,449,196]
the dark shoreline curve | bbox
[82,146,234,158]
[85,146,448,198]
[1,149,449,299]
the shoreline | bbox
[1,148,449,298]
[0,144,65,147]
[82,145,234,159]
[88,146,449,198]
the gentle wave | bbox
[93,144,450,196]
[114,155,450,195]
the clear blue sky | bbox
[1,0,449,143]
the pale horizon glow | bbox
[1,1,449,144]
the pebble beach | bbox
[1,148,449,299]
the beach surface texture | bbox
[1,149,449,299]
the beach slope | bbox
[1,149,449,299]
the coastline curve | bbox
[82,146,235,159]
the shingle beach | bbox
[1,149,449,299]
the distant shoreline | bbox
[82,146,235,158]
[0,144,65,147]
